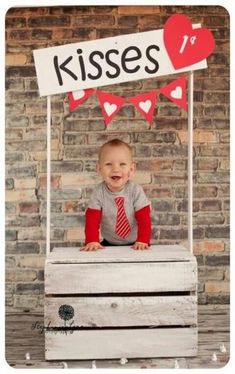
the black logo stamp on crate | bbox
[58,304,75,328]
[31,304,75,335]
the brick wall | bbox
[5,6,230,311]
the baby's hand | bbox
[132,242,150,250]
[80,242,104,251]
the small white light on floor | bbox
[91,360,97,369]
[62,361,68,368]
[25,352,31,360]
[212,352,217,362]
[120,357,128,365]
[220,343,226,353]
[174,359,179,368]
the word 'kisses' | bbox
[54,44,161,86]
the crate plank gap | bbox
[45,244,198,360]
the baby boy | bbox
[81,139,151,251]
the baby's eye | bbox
[105,162,112,166]
[120,163,127,166]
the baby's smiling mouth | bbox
[111,176,121,181]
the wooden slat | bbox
[45,327,198,360]
[47,245,195,264]
[197,304,229,333]
[45,261,197,294]
[44,295,197,327]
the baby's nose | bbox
[112,164,120,171]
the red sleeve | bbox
[135,205,151,245]
[85,208,102,244]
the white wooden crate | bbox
[45,245,198,360]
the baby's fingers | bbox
[132,243,150,250]
[80,245,104,251]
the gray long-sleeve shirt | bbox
[87,180,150,244]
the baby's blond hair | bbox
[98,139,132,161]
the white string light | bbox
[220,343,226,353]
[174,359,180,368]
[120,357,128,365]
[212,352,217,362]
[25,352,31,360]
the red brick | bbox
[205,281,229,293]
[39,176,60,188]
[19,202,40,214]
[117,6,160,14]
[194,241,225,253]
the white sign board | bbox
[33,27,207,96]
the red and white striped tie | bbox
[115,197,131,239]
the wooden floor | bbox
[5,304,229,369]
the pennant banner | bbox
[68,88,95,111]
[96,91,125,126]
[128,90,158,124]
[67,76,188,124]
[160,76,187,110]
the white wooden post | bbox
[46,95,51,256]
[188,71,194,253]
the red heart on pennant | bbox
[96,91,126,126]
[67,88,95,111]
[164,14,215,69]
[160,76,187,111]
[128,90,158,124]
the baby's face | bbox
[97,145,135,192]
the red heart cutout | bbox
[67,88,95,111]
[164,14,215,69]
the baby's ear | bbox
[130,161,136,176]
[96,162,101,174]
